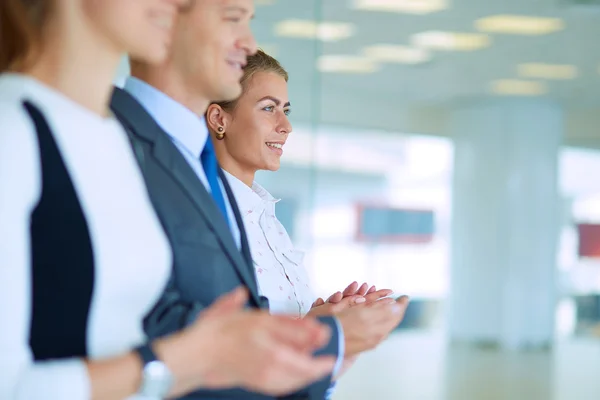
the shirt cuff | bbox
[325,382,337,400]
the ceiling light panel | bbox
[363,44,432,64]
[274,20,355,42]
[411,31,491,51]
[517,63,578,79]
[475,15,564,35]
[352,0,448,15]
[318,55,380,74]
[490,79,548,96]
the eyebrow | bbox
[224,5,255,19]
[257,96,291,107]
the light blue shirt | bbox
[124,77,241,248]
[123,77,344,389]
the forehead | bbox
[245,72,289,99]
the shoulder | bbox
[0,99,41,160]
[0,99,43,206]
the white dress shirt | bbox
[123,77,241,248]
[224,171,314,317]
[0,73,171,399]
[224,172,345,387]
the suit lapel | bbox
[219,169,253,267]
[111,88,261,305]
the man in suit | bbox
[111,0,410,399]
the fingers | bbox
[327,291,343,304]
[268,316,331,353]
[312,297,325,308]
[342,281,359,297]
[392,295,410,322]
[370,295,410,326]
[251,348,336,396]
[367,285,376,294]
[330,295,366,312]
[363,289,394,304]
[200,287,248,319]
[356,282,369,296]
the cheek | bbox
[230,124,266,164]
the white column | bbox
[449,99,562,349]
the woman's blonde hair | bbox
[213,49,288,112]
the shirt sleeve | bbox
[0,104,91,399]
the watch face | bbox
[140,360,174,397]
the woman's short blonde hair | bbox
[214,49,288,112]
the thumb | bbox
[201,287,248,319]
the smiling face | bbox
[208,70,291,182]
[170,0,257,103]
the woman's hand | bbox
[306,295,365,317]
[326,281,394,306]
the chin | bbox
[130,44,168,65]
[266,162,281,172]
[217,82,243,102]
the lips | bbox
[266,142,283,149]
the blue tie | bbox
[201,138,229,226]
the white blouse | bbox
[224,171,314,318]
[0,74,172,399]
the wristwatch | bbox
[135,343,174,399]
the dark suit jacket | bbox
[110,87,339,400]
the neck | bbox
[25,11,121,116]
[218,155,256,188]
[132,63,210,117]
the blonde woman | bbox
[206,50,409,391]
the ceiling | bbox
[251,0,600,146]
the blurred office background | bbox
[118,0,600,398]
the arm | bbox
[143,273,207,339]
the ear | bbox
[206,104,229,133]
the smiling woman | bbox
[206,49,384,318]
[205,50,388,394]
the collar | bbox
[123,76,207,158]
[223,170,280,214]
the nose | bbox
[239,25,258,56]
[279,114,292,136]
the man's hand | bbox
[162,287,336,396]
[336,296,410,357]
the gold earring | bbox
[216,126,225,140]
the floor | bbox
[332,331,600,400]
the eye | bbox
[262,105,275,112]
[284,109,291,116]
[226,17,241,22]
